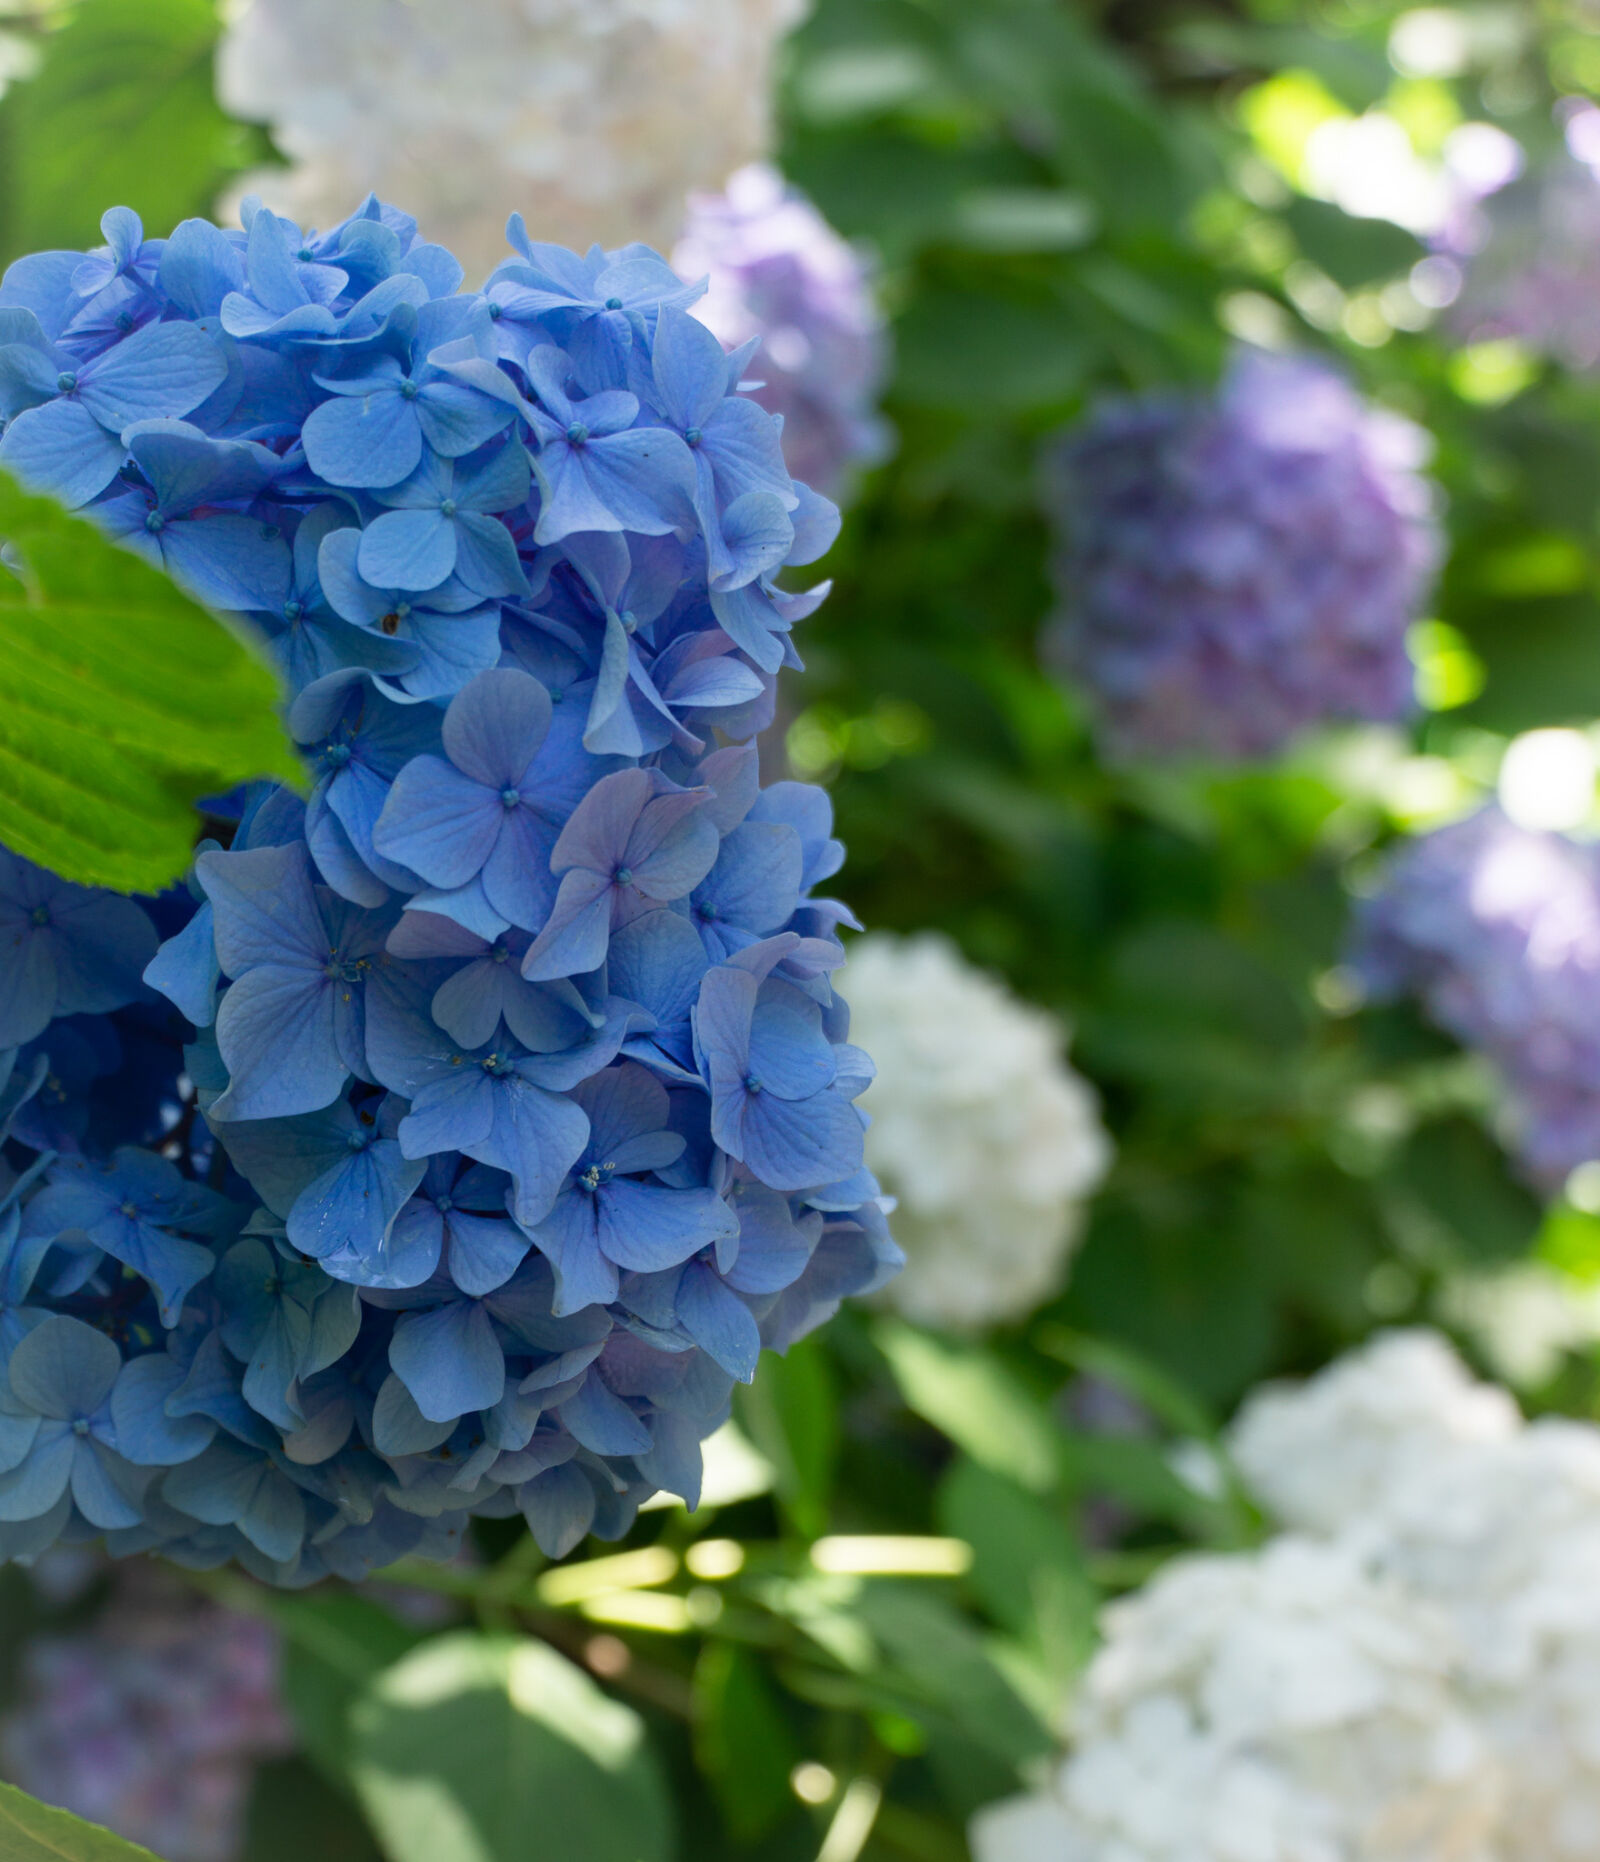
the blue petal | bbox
[558,1372,651,1456]
[518,1460,595,1557]
[675,1261,761,1382]
[0,396,125,507]
[390,1298,506,1422]
[7,1313,122,1418]
[110,1353,217,1465]
[358,506,457,590]
[301,387,421,489]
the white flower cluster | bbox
[976,1330,1600,1859]
[842,933,1111,1330]
[217,0,807,281]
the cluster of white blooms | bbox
[971,1536,1502,1861]
[842,933,1111,1330]
[976,1331,1600,1859]
[217,0,808,280]
[1229,1328,1521,1535]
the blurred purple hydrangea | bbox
[1353,806,1600,1195]
[674,164,890,500]
[1449,109,1600,371]
[1044,350,1440,761]
[0,1567,290,1862]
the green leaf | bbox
[0,1780,164,1861]
[936,1458,1096,1669]
[348,1633,672,1862]
[692,1643,799,1844]
[874,1321,1061,1492]
[734,1334,837,1537]
[271,1592,427,1789]
[0,0,277,265]
[0,468,299,892]
[1284,197,1423,289]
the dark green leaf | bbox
[875,1321,1061,1492]
[0,468,299,891]
[271,1591,427,1788]
[735,1335,837,1538]
[692,1643,799,1844]
[936,1458,1096,1668]
[349,1633,672,1862]
[1285,197,1423,290]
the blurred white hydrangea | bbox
[842,933,1111,1330]
[1230,1332,1600,1857]
[971,1536,1502,1862]
[674,164,890,499]
[217,0,808,281]
[977,1333,1600,1858]
[1228,1328,1520,1537]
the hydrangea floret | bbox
[1353,805,1600,1194]
[1044,349,1439,761]
[0,195,899,1585]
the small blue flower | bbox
[0,852,156,1048]
[526,1063,737,1314]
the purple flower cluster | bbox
[0,1567,289,1862]
[1354,806,1600,1194]
[674,165,889,500]
[1451,131,1600,371]
[0,195,898,1585]
[1043,350,1439,761]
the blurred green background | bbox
[5,0,1600,1858]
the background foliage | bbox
[3,0,1600,1858]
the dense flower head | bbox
[1352,805,1600,1194]
[1449,107,1600,372]
[971,1535,1501,1861]
[842,932,1110,1330]
[976,1332,1600,1859]
[1044,349,1439,761]
[673,165,890,501]
[0,195,898,1584]
[0,1565,290,1862]
[217,0,808,282]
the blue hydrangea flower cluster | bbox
[1044,350,1440,761]
[1354,806,1600,1195]
[0,196,899,1584]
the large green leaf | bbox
[0,1780,164,1861]
[874,1321,1061,1492]
[0,468,298,892]
[0,0,276,264]
[349,1633,672,1862]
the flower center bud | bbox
[325,742,352,767]
[72,1418,90,1437]
[29,905,50,928]
[614,867,633,887]
[55,372,77,394]
[399,380,420,401]
[440,499,456,518]
[283,600,303,622]
[145,511,165,533]
[604,297,623,310]
[500,787,521,810]
[685,427,702,447]
[565,423,589,445]
[488,302,503,320]
[745,1075,763,1094]
[119,1201,138,1219]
